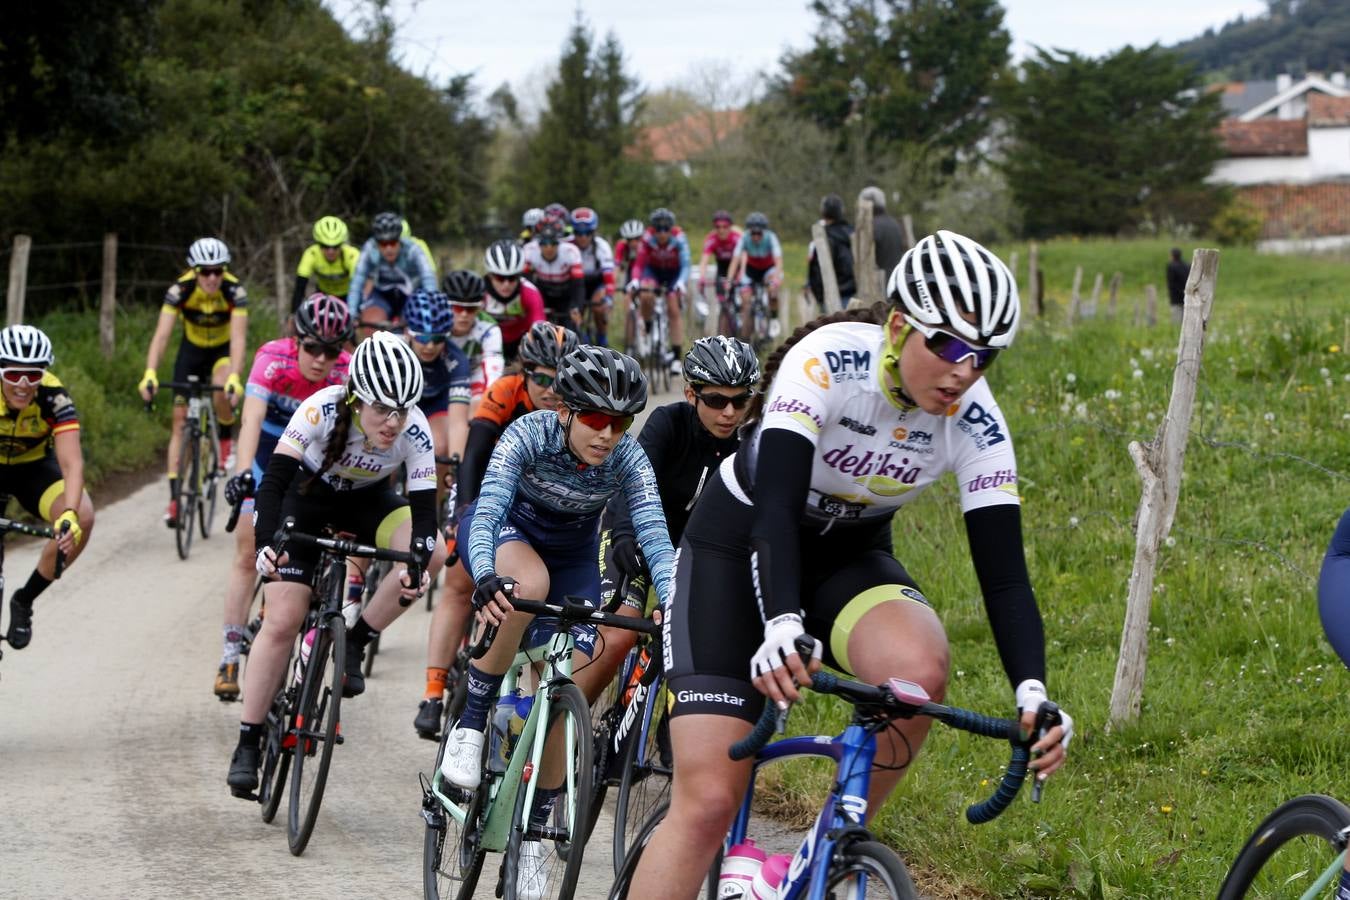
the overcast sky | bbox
[327,1,1267,99]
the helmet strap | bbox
[880,312,917,411]
[559,410,589,471]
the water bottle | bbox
[750,853,792,900]
[487,693,517,774]
[717,839,766,899]
[511,694,534,749]
[293,627,316,684]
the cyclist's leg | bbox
[663,279,684,357]
[591,287,611,346]
[362,505,450,632]
[210,351,235,427]
[30,463,95,572]
[737,275,755,342]
[809,546,948,816]
[424,556,475,691]
[220,500,258,668]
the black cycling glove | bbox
[609,533,647,580]
[225,471,255,507]
[472,574,516,611]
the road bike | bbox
[610,661,1056,899]
[242,517,416,856]
[159,377,226,560]
[625,287,671,393]
[1218,794,1350,898]
[421,592,660,900]
[0,505,67,677]
[738,279,773,351]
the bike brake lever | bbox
[1030,700,1062,803]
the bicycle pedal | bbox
[230,787,259,802]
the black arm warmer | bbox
[963,503,1047,690]
[747,429,816,623]
[292,274,310,313]
[456,420,503,515]
[607,406,672,541]
[568,276,585,313]
[408,488,438,557]
[254,453,303,554]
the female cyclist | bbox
[227,332,447,796]
[628,231,1074,898]
[402,289,471,495]
[214,294,352,700]
[482,239,546,361]
[443,269,505,417]
[0,325,93,650]
[413,322,578,738]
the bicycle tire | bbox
[612,676,672,872]
[424,670,485,900]
[823,839,918,900]
[287,614,346,856]
[174,423,198,560]
[1218,794,1350,899]
[360,559,389,679]
[607,800,667,900]
[198,426,219,539]
[258,685,292,824]
[502,681,593,900]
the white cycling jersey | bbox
[450,314,505,395]
[278,384,437,493]
[735,320,1019,526]
[522,240,584,293]
[572,235,615,280]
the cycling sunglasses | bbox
[451,304,481,315]
[538,237,559,247]
[572,408,634,433]
[300,340,343,360]
[525,369,556,388]
[917,327,1000,370]
[368,401,411,422]
[376,239,400,248]
[653,226,671,233]
[694,389,754,411]
[490,273,520,283]
[410,332,448,345]
[0,367,45,386]
[196,266,225,277]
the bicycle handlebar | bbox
[468,585,660,660]
[729,669,1037,825]
[0,517,70,578]
[272,518,415,566]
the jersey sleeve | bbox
[676,235,691,286]
[278,391,329,456]
[161,276,192,315]
[758,339,831,445]
[401,408,439,493]
[595,237,615,273]
[39,377,79,435]
[479,324,505,387]
[947,386,1020,514]
[467,415,538,579]
[296,246,318,279]
[614,436,676,604]
[769,231,783,259]
[245,344,280,403]
[412,242,438,291]
[347,243,376,308]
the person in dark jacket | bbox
[808,194,856,308]
[1166,247,1190,324]
[861,185,906,276]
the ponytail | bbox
[304,386,355,494]
[745,303,886,424]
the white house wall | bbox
[1309,126,1350,179]
[1210,156,1312,185]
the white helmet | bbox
[186,237,231,268]
[0,324,54,366]
[483,239,524,277]
[887,230,1019,349]
[348,332,423,409]
[522,208,545,230]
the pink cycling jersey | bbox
[484,278,546,345]
[702,228,742,263]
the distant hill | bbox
[1173,0,1350,81]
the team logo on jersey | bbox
[957,401,1006,449]
[966,469,1018,497]
[305,406,321,425]
[888,427,934,452]
[822,443,922,485]
[803,357,830,390]
[839,416,876,436]
[824,349,870,382]
[765,397,823,433]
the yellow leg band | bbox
[39,480,66,523]
[375,505,412,549]
[830,583,929,675]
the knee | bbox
[670,773,743,841]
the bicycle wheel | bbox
[1218,794,1350,899]
[607,801,667,900]
[258,688,292,824]
[361,559,388,679]
[174,424,198,560]
[823,839,918,900]
[423,676,485,900]
[503,681,593,900]
[287,614,346,856]
[613,676,672,871]
[198,426,219,539]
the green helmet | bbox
[313,216,348,247]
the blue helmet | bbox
[404,289,453,335]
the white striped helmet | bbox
[349,331,423,408]
[483,239,524,277]
[0,324,54,366]
[887,230,1019,349]
[186,237,231,268]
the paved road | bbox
[0,388,687,899]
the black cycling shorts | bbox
[172,341,231,402]
[662,468,925,725]
[0,455,68,522]
[270,478,410,586]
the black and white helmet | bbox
[371,212,403,242]
[556,346,647,415]
[683,336,760,388]
[348,331,423,409]
[0,324,54,366]
[619,219,644,240]
[484,239,524,277]
[888,230,1019,349]
[186,237,230,268]
[518,322,579,369]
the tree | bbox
[998,45,1225,238]
[774,0,1011,158]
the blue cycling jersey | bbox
[346,237,438,312]
[468,409,675,604]
[417,341,472,418]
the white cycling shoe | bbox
[516,840,548,900]
[438,725,485,789]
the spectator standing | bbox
[1166,247,1190,324]
[808,194,856,309]
[860,185,906,277]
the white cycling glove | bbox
[256,546,281,578]
[1015,678,1074,752]
[750,613,822,682]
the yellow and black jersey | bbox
[296,243,361,297]
[162,269,249,348]
[0,372,80,465]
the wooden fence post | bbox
[272,237,287,328]
[810,221,842,313]
[1083,272,1103,319]
[1107,271,1122,319]
[1008,251,1019,277]
[1145,284,1158,326]
[100,233,118,359]
[900,214,916,249]
[1107,249,1220,729]
[853,199,879,305]
[1028,243,1041,317]
[7,235,32,325]
[1067,266,1083,323]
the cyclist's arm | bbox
[228,307,248,380]
[253,444,304,553]
[455,419,503,514]
[964,504,1046,690]
[519,282,546,327]
[346,245,374,310]
[292,248,316,311]
[727,249,745,284]
[144,308,178,373]
[52,428,85,514]
[675,236,691,289]
[607,404,672,541]
[480,326,505,387]
[466,418,535,580]
[747,428,814,621]
[447,402,469,460]
[617,438,677,604]
[291,274,311,312]
[233,395,267,476]
[411,242,438,292]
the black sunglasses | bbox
[694,390,753,410]
[525,369,556,388]
[196,266,224,277]
[300,340,343,360]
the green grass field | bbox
[756,238,1350,896]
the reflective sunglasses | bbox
[377,239,400,248]
[367,401,411,423]
[920,328,999,370]
[451,303,481,315]
[196,266,225,278]
[654,226,671,234]
[525,369,556,388]
[695,389,753,410]
[410,331,448,345]
[749,230,764,238]
[490,273,520,284]
[0,367,45,386]
[299,340,342,360]
[572,408,634,433]
[538,237,559,247]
